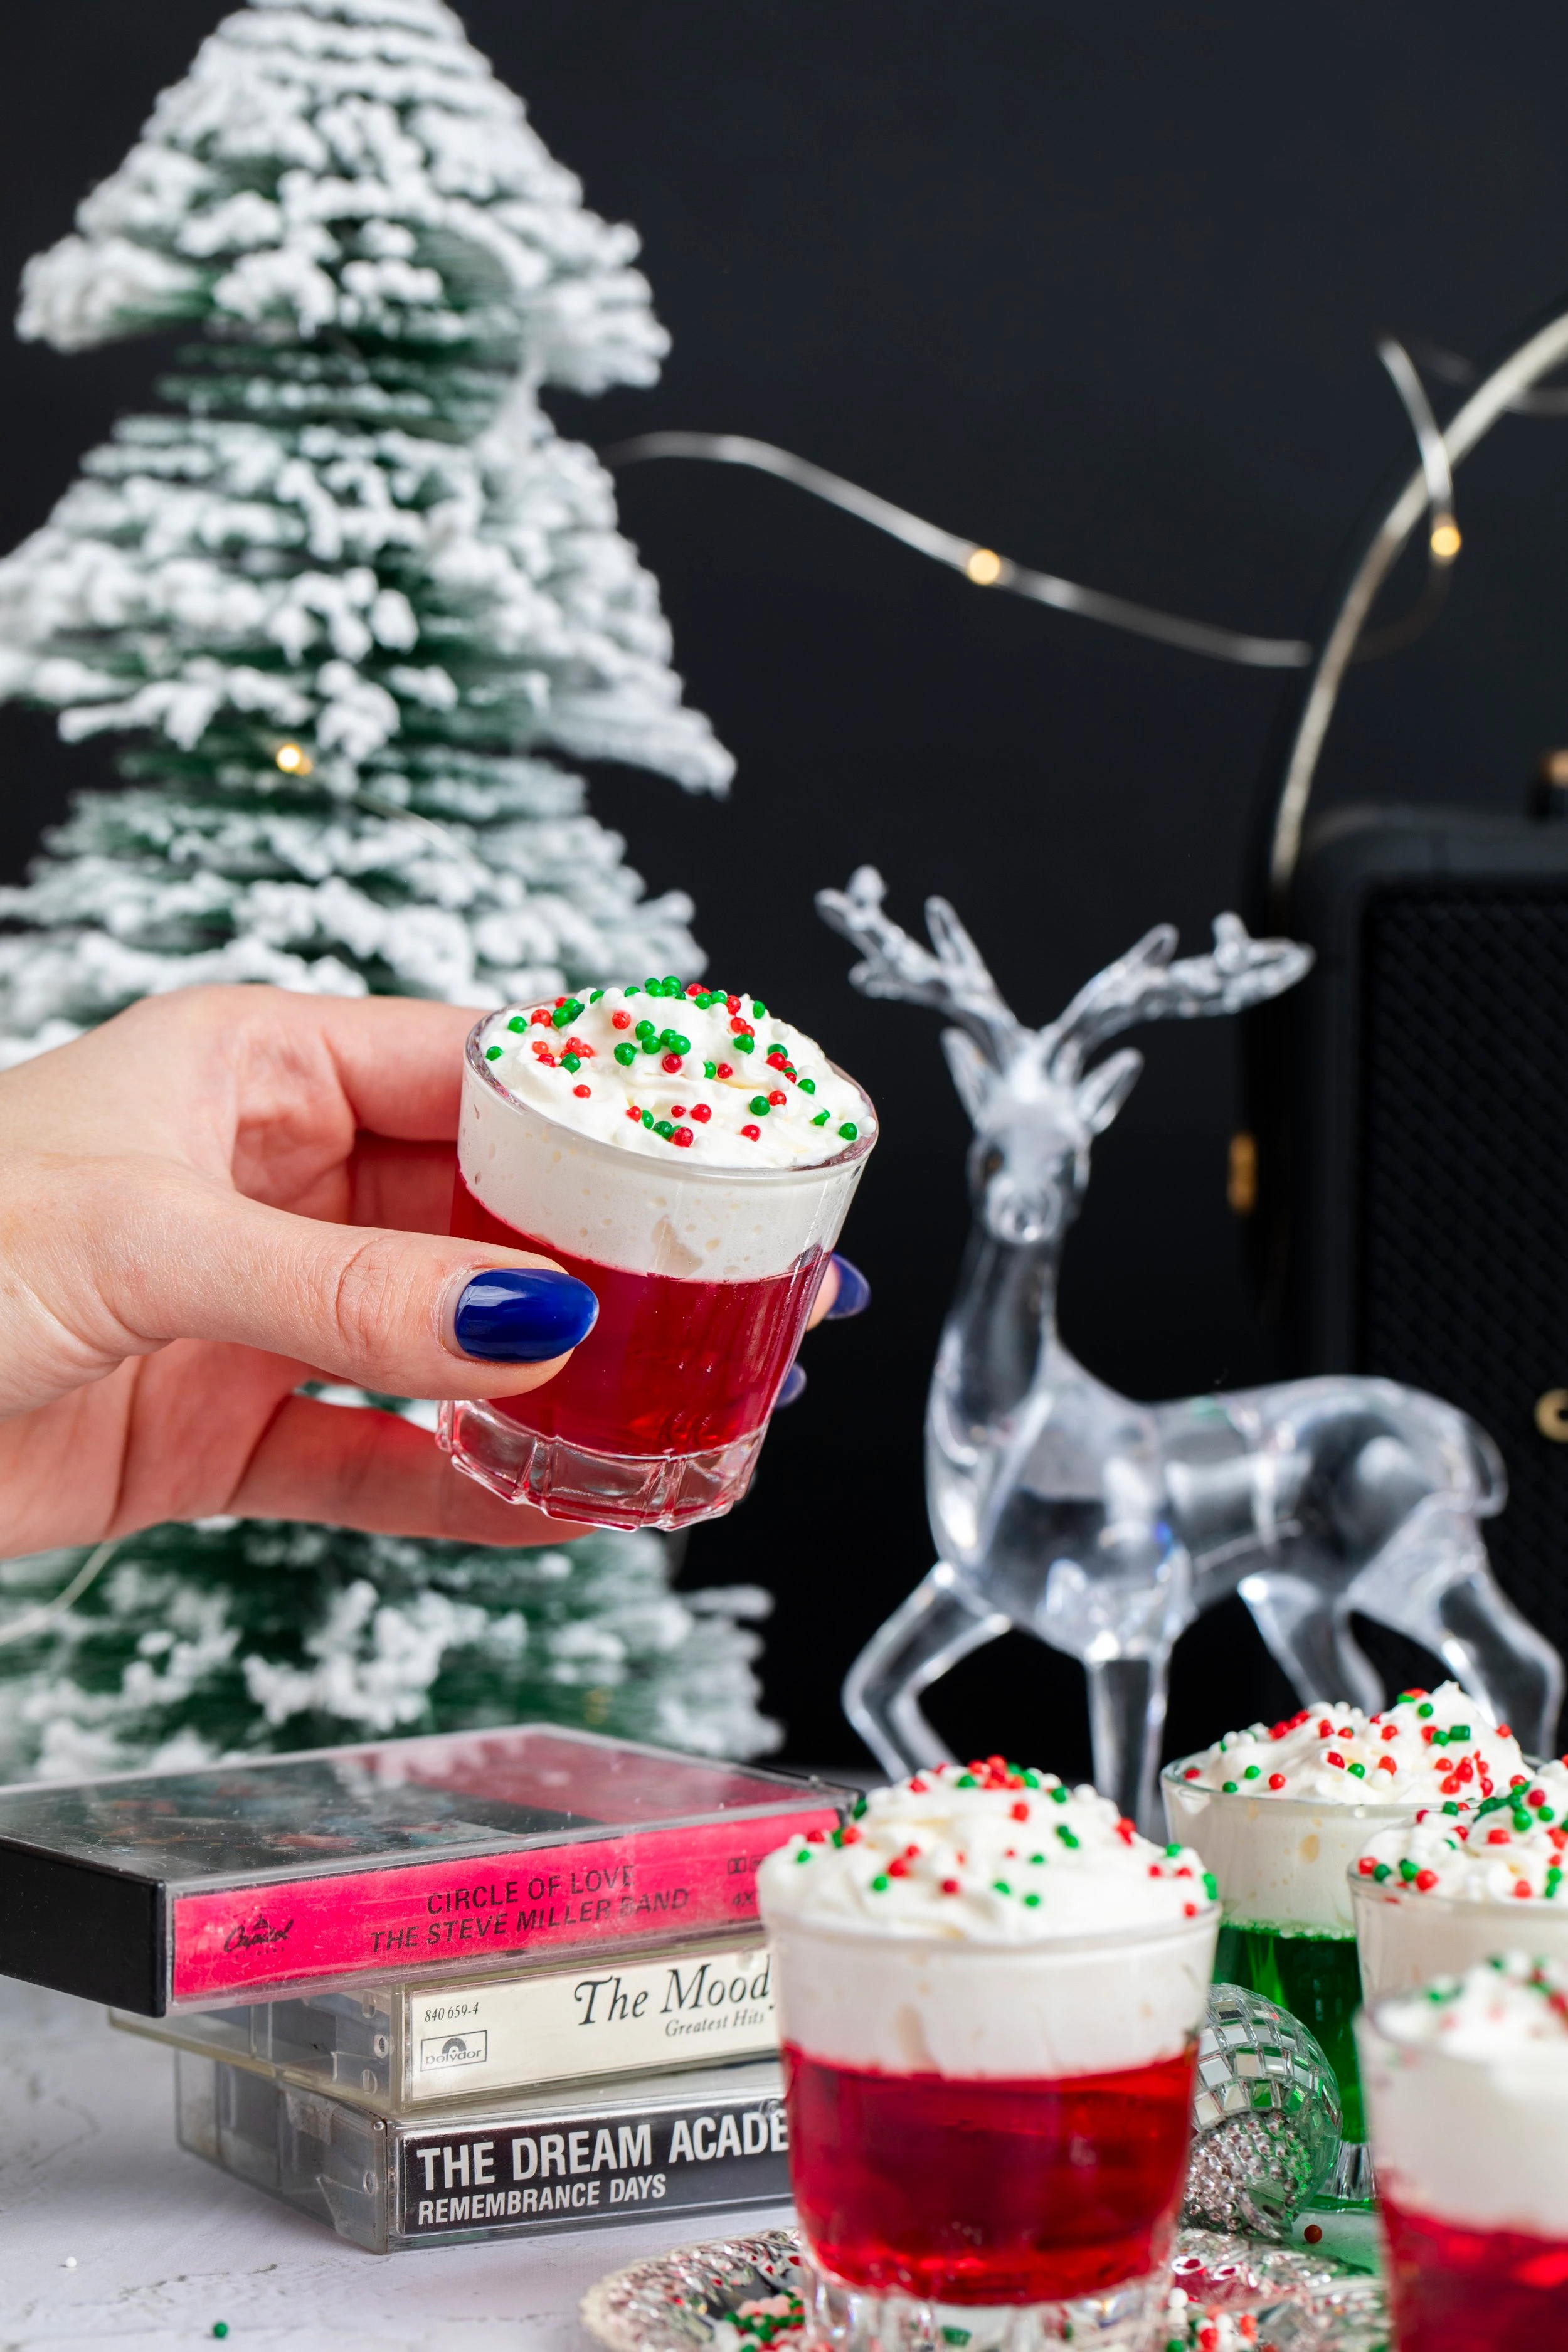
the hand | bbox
[0,988,855,1560]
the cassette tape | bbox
[175,2048,792,2252]
[0,1722,844,2012]
[116,1934,776,2106]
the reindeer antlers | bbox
[1042,913,1313,1076]
[815,866,1025,1067]
[818,870,1313,1079]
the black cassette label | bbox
[399,2090,789,2238]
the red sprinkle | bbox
[940,1878,960,1896]
[662,1052,683,1073]
[686,983,704,997]
[1377,1757,1397,1773]
[741,1123,761,1140]
[716,1062,734,1079]
[612,1010,632,1029]
[1010,1801,1030,1822]
[908,1779,926,1794]
[1269,1772,1286,1790]
[726,995,741,1012]
[1358,1857,1377,1875]
[1415,1869,1439,1891]
[1530,1789,1549,1808]
[1488,1828,1512,1845]
[1382,1724,1400,1740]
[729,1017,753,1036]
[625,1106,641,1121]
[670,1104,685,1117]
[573,1084,590,1098]
[1184,1901,1199,1917]
[1513,1881,1535,1897]
[672,1126,694,1148]
[1184,1766,1200,1780]
[767,1088,788,1106]
[691,1103,712,1123]
[1326,1751,1345,1769]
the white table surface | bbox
[0,1976,793,2351]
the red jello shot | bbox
[440,983,876,1530]
[758,1758,1219,2352]
[1357,1953,1568,2352]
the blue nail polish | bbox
[453,1269,598,1362]
[776,1362,808,1407]
[825,1254,872,1320]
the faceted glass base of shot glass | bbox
[798,2257,1167,2352]
[438,1396,767,1530]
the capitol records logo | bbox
[420,2030,488,2070]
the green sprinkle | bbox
[654,1120,675,1139]
[795,1848,811,1864]
[1050,1784,1069,1805]
[798,1077,816,1093]
[1452,1725,1471,1741]
[751,1000,767,1017]
[625,985,641,997]
[644,978,662,995]
[1400,1858,1419,1882]
[749,1096,771,1115]
[1022,1891,1041,1907]
[551,1000,583,1029]
[852,1796,867,1817]
[830,1828,844,1848]
[992,1880,1011,1895]
[704,1061,718,1079]
[1348,1761,1365,1778]
[839,1122,859,1140]
[663,1032,691,1055]
[871,1873,890,1892]
[1549,1867,1563,1899]
[588,988,604,1002]
[812,1110,830,1125]
[484,1044,502,1060]
[1443,1801,1460,1814]
[1222,1781,1238,1794]
[1029,1853,1045,1865]
[941,2331,970,2347]
[1543,1808,1557,1823]
[956,1773,976,1788]
[1022,1770,1041,1788]
[561,1053,580,1072]
[640,1037,662,1055]
[1374,1863,1392,1881]
[734,1032,755,1052]
[1056,1825,1079,1849]
[664,975,683,994]
[614,1042,636,1066]
[1202,1871,1218,1900]
[640,1109,654,1128]
[1417,1702,1434,1718]
[507,1015,525,1032]
[1166,1843,1182,1857]
[1242,1766,1261,1780]
[635,1019,656,1039]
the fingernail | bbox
[451,1268,598,1362]
[825,1254,872,1320]
[777,1362,808,1407]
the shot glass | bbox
[1163,1761,1409,2177]
[763,1907,1217,2351]
[1352,1856,1568,2004]
[440,1018,876,1529]
[1358,1973,1568,2350]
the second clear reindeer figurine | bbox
[819,869,1563,1830]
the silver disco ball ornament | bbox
[1182,1981,1342,2238]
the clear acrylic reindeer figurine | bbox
[819,868,1564,1830]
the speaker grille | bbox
[1360,886,1568,1651]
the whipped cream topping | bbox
[474,982,874,1171]
[1357,1774,1568,1905]
[1378,1953,1568,2058]
[1176,1682,1526,1808]
[758,1756,1217,1943]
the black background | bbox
[6,3,1568,1771]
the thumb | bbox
[75,1167,600,1401]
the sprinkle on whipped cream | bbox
[758,1755,1218,1941]
[1376,1952,1568,2056]
[474,978,875,1170]
[1177,1682,1527,1807]
[1357,1757,1568,1902]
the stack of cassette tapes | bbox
[0,1723,848,2252]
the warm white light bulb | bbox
[274,742,313,775]
[965,547,1004,586]
[1429,519,1461,563]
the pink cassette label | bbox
[170,1808,834,2003]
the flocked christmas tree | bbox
[0,0,780,1777]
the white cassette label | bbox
[407,1945,775,2100]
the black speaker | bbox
[1261,796,1568,1663]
